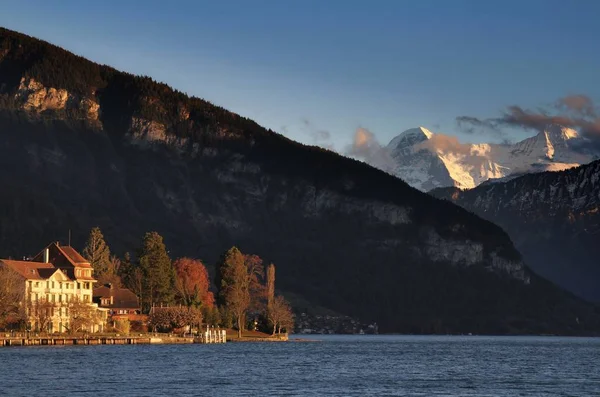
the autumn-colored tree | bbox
[173,257,214,309]
[137,232,175,312]
[0,265,25,328]
[267,295,294,335]
[82,227,111,279]
[266,263,275,309]
[216,247,250,338]
[245,254,265,311]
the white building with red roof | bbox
[0,242,107,333]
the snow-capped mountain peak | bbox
[384,125,599,191]
[388,127,433,150]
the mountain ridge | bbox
[1,27,599,334]
[431,159,600,302]
[384,125,599,191]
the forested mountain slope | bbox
[432,159,600,303]
[1,27,598,333]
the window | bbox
[28,281,32,289]
[59,282,62,289]
[52,281,55,289]
[84,282,90,289]
[46,281,49,289]
[77,283,80,289]
[83,295,89,302]
[58,295,62,303]
[35,282,39,288]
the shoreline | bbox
[0,332,289,347]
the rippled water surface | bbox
[0,335,599,396]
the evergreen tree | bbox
[97,255,123,287]
[119,252,145,308]
[117,252,133,283]
[137,232,175,312]
[82,227,111,279]
[215,247,250,338]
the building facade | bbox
[0,242,107,333]
[93,283,141,318]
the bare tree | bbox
[129,267,144,305]
[65,298,100,334]
[0,266,25,328]
[29,299,56,333]
[268,295,294,335]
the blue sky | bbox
[2,0,600,150]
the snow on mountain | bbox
[386,124,599,191]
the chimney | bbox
[43,248,49,264]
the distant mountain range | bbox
[384,126,599,191]
[431,159,600,303]
[1,27,599,334]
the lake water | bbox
[0,335,598,396]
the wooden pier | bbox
[196,329,227,344]
[1,336,149,346]
[0,329,227,347]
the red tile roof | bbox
[2,243,96,282]
[93,285,140,309]
[57,246,92,268]
[0,260,56,280]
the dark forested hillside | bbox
[1,27,599,334]
[431,160,600,304]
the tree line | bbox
[82,227,293,336]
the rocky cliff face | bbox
[0,27,598,334]
[431,160,600,302]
